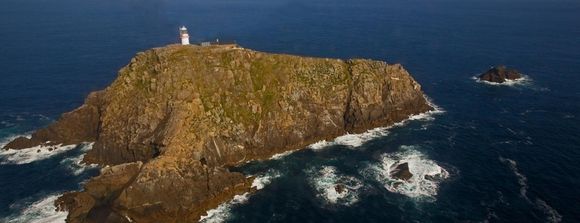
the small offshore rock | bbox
[478,65,522,83]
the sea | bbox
[1,0,579,222]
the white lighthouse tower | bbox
[179,26,190,45]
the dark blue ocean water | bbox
[1,0,579,222]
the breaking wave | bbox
[500,157,562,223]
[2,194,66,223]
[59,143,98,175]
[199,170,281,223]
[362,145,449,199]
[0,134,97,166]
[306,166,363,206]
[1,143,97,223]
[0,143,78,165]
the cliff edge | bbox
[4,44,432,222]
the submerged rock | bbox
[4,44,433,222]
[478,65,522,83]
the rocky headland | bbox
[478,65,522,83]
[3,44,432,222]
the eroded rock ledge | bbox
[4,44,432,222]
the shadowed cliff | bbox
[4,44,432,222]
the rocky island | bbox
[478,65,523,83]
[3,44,432,222]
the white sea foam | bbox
[306,166,363,206]
[2,194,67,223]
[199,193,249,223]
[270,149,300,160]
[472,75,532,86]
[308,128,391,150]
[59,143,98,175]
[499,157,562,223]
[362,145,449,199]
[251,170,281,190]
[199,170,281,223]
[2,142,97,223]
[0,143,78,165]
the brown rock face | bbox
[4,44,432,222]
[56,162,143,222]
[3,91,103,150]
[478,66,522,83]
[390,162,413,181]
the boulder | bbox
[390,162,413,181]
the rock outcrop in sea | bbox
[3,44,432,222]
[478,65,522,83]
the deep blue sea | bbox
[1,0,579,222]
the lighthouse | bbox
[179,26,190,45]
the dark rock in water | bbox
[390,162,413,181]
[37,149,41,153]
[478,65,522,83]
[425,173,445,181]
[48,147,54,151]
[335,184,347,194]
[4,44,433,222]
[392,182,403,189]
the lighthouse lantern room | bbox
[179,26,190,45]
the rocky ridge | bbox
[4,44,432,222]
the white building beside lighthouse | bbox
[179,26,190,45]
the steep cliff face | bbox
[4,44,432,222]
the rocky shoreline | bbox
[3,44,432,222]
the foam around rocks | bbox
[2,194,67,223]
[306,166,363,206]
[473,75,532,86]
[0,143,77,165]
[362,145,449,199]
